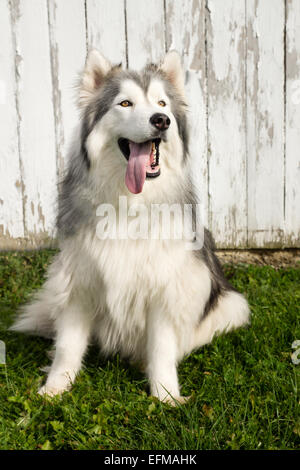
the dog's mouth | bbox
[118,138,161,194]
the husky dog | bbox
[11,50,250,404]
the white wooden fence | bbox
[0,0,299,249]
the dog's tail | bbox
[10,255,71,339]
[193,290,250,349]
[9,296,55,339]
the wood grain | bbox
[48,0,87,179]
[207,0,247,248]
[126,0,165,69]
[247,0,285,247]
[285,0,300,246]
[9,0,57,244]
[0,0,24,243]
[86,0,127,65]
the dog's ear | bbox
[160,51,185,97]
[79,49,112,108]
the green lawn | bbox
[0,250,299,450]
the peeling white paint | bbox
[10,0,57,238]
[285,0,300,246]
[126,0,165,69]
[48,0,87,178]
[86,0,126,65]
[0,0,24,239]
[207,1,247,248]
[247,0,285,247]
[0,0,299,248]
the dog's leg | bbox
[38,302,91,397]
[146,308,189,406]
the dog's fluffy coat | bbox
[11,50,250,404]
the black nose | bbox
[150,113,171,131]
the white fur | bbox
[161,50,186,98]
[11,51,250,404]
[79,49,112,108]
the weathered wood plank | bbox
[206,0,247,248]
[285,0,300,246]
[11,0,57,241]
[126,0,165,69]
[47,0,87,178]
[86,0,126,65]
[247,0,285,247]
[0,0,24,242]
[165,0,208,227]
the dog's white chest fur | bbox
[78,233,211,360]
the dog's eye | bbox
[119,100,132,107]
[158,100,166,107]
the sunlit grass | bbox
[0,250,299,450]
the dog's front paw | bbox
[38,373,72,397]
[162,395,191,407]
[38,383,71,397]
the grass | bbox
[0,250,299,450]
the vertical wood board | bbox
[207,0,247,247]
[86,0,127,65]
[126,0,165,69]
[10,0,57,240]
[47,0,87,178]
[285,0,300,245]
[0,0,24,241]
[247,0,285,247]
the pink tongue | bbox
[125,141,152,194]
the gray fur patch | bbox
[184,181,236,319]
[199,229,237,318]
[57,142,92,238]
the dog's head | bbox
[79,50,188,195]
